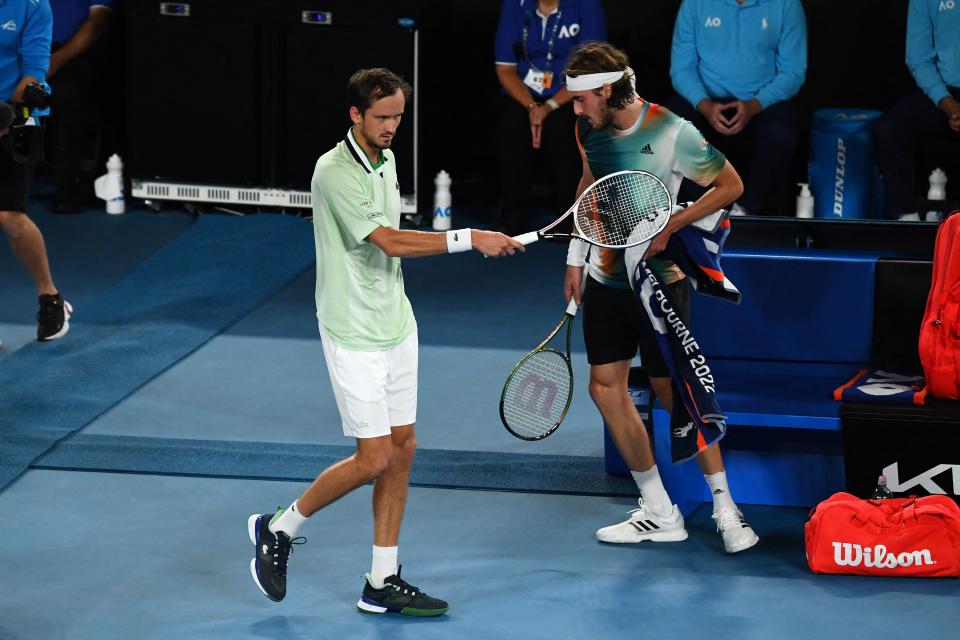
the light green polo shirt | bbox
[311,128,415,350]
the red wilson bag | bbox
[805,492,960,577]
[919,211,960,399]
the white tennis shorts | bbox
[319,328,418,438]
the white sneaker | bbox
[712,508,759,553]
[730,203,748,216]
[596,500,688,544]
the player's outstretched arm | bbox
[368,226,524,259]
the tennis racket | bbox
[516,170,672,249]
[499,296,580,441]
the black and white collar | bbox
[346,127,388,174]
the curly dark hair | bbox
[346,68,413,114]
[563,42,636,110]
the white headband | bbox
[565,67,636,91]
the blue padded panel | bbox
[708,359,860,427]
[691,249,877,363]
[652,409,846,508]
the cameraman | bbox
[1,0,73,342]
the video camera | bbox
[1,82,51,164]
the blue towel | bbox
[834,369,928,406]
[662,207,741,304]
[626,206,738,463]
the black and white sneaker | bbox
[247,508,305,602]
[357,567,448,617]
[36,293,73,341]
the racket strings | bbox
[502,350,572,438]
[576,173,671,246]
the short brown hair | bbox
[346,68,413,114]
[564,42,635,110]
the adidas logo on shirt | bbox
[640,144,654,155]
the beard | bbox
[590,103,614,129]
[360,127,394,150]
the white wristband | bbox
[566,238,589,267]
[446,228,472,253]
[546,98,560,111]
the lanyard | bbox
[521,6,563,68]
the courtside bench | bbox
[605,248,884,514]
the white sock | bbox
[631,466,673,517]
[705,471,737,513]
[269,500,308,537]
[371,545,399,588]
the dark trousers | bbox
[496,94,580,234]
[666,95,800,214]
[46,49,100,194]
[873,87,960,218]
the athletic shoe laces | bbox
[626,497,664,520]
[713,508,746,532]
[389,566,421,597]
[272,535,306,577]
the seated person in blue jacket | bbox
[667,0,807,216]
[874,0,960,221]
[493,0,606,236]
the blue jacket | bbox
[670,0,807,109]
[0,0,52,101]
[906,0,960,106]
[494,0,606,99]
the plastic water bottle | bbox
[431,170,452,231]
[926,168,947,222]
[93,154,125,215]
[796,182,814,218]
[871,474,893,500]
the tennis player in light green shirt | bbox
[247,68,522,615]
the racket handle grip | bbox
[483,230,540,259]
[565,296,580,316]
[514,231,540,245]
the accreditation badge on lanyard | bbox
[523,68,554,94]
[521,8,561,95]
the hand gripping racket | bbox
[499,296,580,441]
[516,170,672,249]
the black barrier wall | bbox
[122,0,920,212]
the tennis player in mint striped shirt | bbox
[562,42,760,555]
[246,68,522,614]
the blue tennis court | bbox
[1,202,957,640]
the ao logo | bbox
[559,23,580,38]
[939,0,955,11]
[705,16,721,27]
